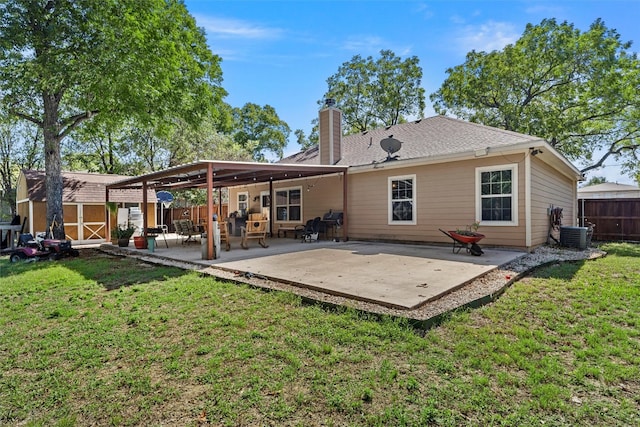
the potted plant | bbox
[111,223,136,247]
[455,221,481,237]
[133,234,147,249]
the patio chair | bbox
[175,219,199,244]
[240,214,269,249]
[300,217,321,243]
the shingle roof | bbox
[23,170,155,203]
[281,115,542,166]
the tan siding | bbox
[83,205,105,222]
[64,205,78,223]
[16,172,28,200]
[530,157,576,246]
[16,201,29,228]
[230,175,346,236]
[347,155,527,248]
[296,175,344,220]
[228,184,271,217]
[145,203,156,227]
[33,202,47,234]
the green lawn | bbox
[1,244,638,426]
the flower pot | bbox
[117,238,130,247]
[133,236,147,249]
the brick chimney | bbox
[318,99,342,165]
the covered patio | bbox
[106,160,349,260]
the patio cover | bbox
[105,160,349,259]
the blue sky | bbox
[183,0,640,184]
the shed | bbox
[16,170,157,243]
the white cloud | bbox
[340,35,412,58]
[341,35,387,53]
[414,2,434,19]
[455,20,520,53]
[524,5,565,16]
[194,15,284,40]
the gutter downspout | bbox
[525,153,532,249]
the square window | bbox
[275,187,302,223]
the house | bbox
[105,107,583,257]
[577,182,640,241]
[233,106,581,251]
[16,170,157,243]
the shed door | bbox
[82,204,107,240]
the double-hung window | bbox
[275,187,301,222]
[476,164,518,225]
[388,175,416,225]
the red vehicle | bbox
[9,233,79,263]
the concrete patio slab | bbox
[103,236,524,310]
[213,241,523,309]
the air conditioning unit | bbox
[560,226,588,250]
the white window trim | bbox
[475,163,518,227]
[274,186,302,223]
[237,191,248,213]
[388,174,417,225]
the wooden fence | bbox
[158,204,229,232]
[578,198,640,242]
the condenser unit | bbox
[560,226,588,250]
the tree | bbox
[63,118,131,175]
[65,114,253,175]
[319,50,425,135]
[431,18,640,180]
[0,0,226,238]
[294,128,316,151]
[232,103,290,161]
[582,176,607,187]
[0,113,42,219]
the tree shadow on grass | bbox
[0,248,188,291]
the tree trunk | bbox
[43,92,65,240]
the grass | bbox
[0,244,638,426]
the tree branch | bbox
[580,140,640,174]
[59,110,100,139]
[10,110,43,127]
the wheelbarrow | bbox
[439,229,485,256]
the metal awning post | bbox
[206,163,214,260]
[142,181,148,238]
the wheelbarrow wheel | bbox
[10,252,26,263]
